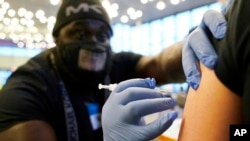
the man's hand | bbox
[102,78,177,141]
[182,10,227,89]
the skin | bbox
[178,63,243,141]
[0,120,57,141]
[0,19,185,141]
[55,19,111,72]
[136,40,185,85]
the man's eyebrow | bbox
[73,20,90,26]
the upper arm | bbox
[178,63,244,141]
[0,120,57,141]
[135,41,185,84]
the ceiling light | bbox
[45,33,53,43]
[16,25,24,32]
[30,27,38,33]
[17,42,25,48]
[156,1,166,10]
[2,2,10,9]
[136,10,143,18]
[26,20,34,27]
[0,33,6,39]
[10,18,19,26]
[102,0,110,7]
[50,0,60,5]
[0,8,7,16]
[17,8,26,17]
[47,23,54,32]
[111,3,119,10]
[3,18,10,25]
[129,14,137,20]
[47,16,56,24]
[101,0,119,19]
[127,7,135,16]
[34,33,43,42]
[110,10,118,18]
[121,15,128,23]
[7,9,15,17]
[9,33,18,41]
[24,11,33,19]
[170,0,180,5]
[141,0,148,4]
[20,18,26,25]
[39,16,47,24]
[35,10,45,19]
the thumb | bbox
[142,111,178,138]
[201,10,227,39]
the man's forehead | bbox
[72,19,108,27]
[59,18,112,36]
[71,19,112,35]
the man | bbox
[0,0,221,141]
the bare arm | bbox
[178,63,243,141]
[135,41,185,85]
[0,120,57,141]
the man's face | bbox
[55,19,111,71]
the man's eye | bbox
[79,31,86,40]
[97,34,109,43]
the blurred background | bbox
[0,0,228,91]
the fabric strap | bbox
[59,81,79,141]
[50,53,79,141]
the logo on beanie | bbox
[66,3,103,16]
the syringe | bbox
[98,83,173,97]
[98,83,118,91]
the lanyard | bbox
[50,53,111,141]
[59,80,79,141]
[50,53,79,141]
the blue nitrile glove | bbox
[182,10,227,90]
[102,78,178,141]
[221,0,234,15]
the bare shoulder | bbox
[0,120,57,141]
[178,63,243,141]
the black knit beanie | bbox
[52,0,112,37]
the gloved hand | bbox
[102,78,178,141]
[182,10,227,90]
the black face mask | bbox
[54,41,112,85]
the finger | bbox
[119,87,166,104]
[201,10,227,39]
[124,97,176,117]
[113,78,155,93]
[189,27,218,69]
[221,0,234,15]
[182,38,200,89]
[139,111,178,140]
